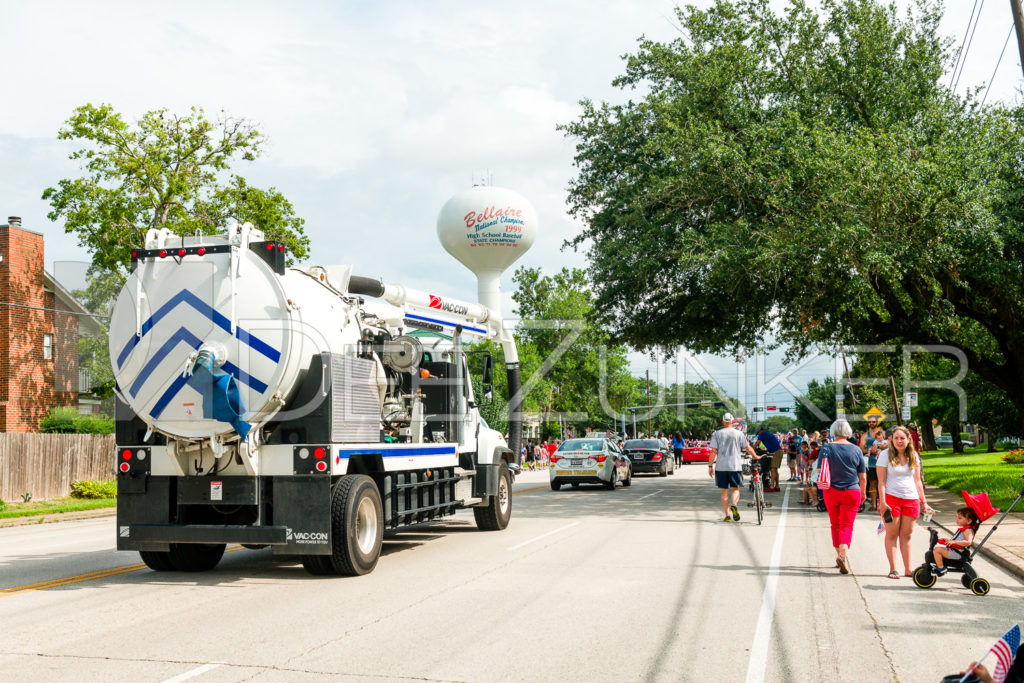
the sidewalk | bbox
[923,483,1024,582]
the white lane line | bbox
[160,663,223,683]
[637,490,664,501]
[745,485,791,683]
[507,522,581,551]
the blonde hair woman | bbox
[877,426,934,578]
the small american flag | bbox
[988,624,1020,683]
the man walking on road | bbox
[709,413,757,522]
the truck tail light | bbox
[314,447,326,460]
[122,449,132,460]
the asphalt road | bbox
[2,465,1021,682]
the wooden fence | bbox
[0,433,115,501]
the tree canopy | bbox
[562,0,1024,432]
[43,103,310,278]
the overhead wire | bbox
[951,0,981,88]
[953,0,988,92]
[981,24,1015,106]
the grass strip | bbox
[0,497,116,519]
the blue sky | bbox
[1,0,1019,408]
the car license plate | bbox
[633,454,643,460]
[571,459,583,466]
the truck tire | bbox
[139,550,175,571]
[474,462,511,531]
[328,474,384,576]
[301,555,335,575]
[167,543,225,571]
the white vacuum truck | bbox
[112,186,537,576]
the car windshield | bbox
[558,439,604,452]
[625,439,661,449]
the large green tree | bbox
[44,103,310,278]
[562,0,1024,432]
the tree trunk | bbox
[987,428,996,453]
[951,420,964,454]
[921,419,937,451]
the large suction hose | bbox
[506,364,522,464]
[348,275,385,298]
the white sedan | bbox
[549,438,631,491]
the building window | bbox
[43,333,53,360]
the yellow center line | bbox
[1,545,244,596]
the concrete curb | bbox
[0,508,115,528]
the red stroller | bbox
[912,487,1018,596]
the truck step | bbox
[128,524,288,545]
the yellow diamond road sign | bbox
[863,405,886,422]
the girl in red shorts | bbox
[877,426,934,578]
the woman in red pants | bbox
[818,419,867,574]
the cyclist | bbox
[754,426,783,492]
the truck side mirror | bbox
[481,353,493,403]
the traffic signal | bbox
[779,407,791,412]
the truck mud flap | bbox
[472,463,499,498]
[272,476,333,555]
[117,475,172,551]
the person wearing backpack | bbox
[818,419,867,574]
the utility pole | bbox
[646,369,652,436]
[1012,0,1024,79]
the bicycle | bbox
[745,455,773,525]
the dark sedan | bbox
[623,439,674,477]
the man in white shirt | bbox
[709,413,757,522]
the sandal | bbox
[837,556,849,574]
[887,570,900,579]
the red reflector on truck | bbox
[315,461,327,472]
[122,449,132,460]
[314,447,326,459]
[119,462,130,473]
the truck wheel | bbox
[139,550,175,571]
[167,543,225,572]
[328,474,384,576]
[475,462,512,531]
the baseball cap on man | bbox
[722,412,734,422]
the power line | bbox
[951,0,981,88]
[954,0,988,92]
[982,23,1015,105]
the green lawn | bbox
[0,497,116,520]
[921,446,1024,511]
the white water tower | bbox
[436,185,537,316]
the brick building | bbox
[0,216,102,432]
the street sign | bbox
[863,405,886,422]
[700,401,712,407]
[904,392,918,408]
[901,405,911,421]
[767,405,777,411]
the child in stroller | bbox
[913,489,1009,596]
[931,506,979,576]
